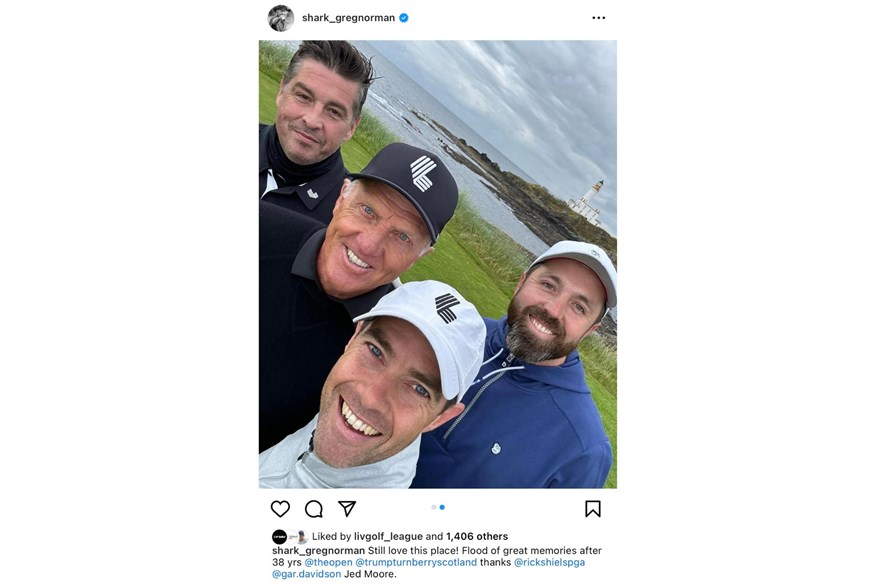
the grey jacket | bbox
[259,416,420,488]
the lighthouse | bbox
[582,179,604,204]
[567,180,604,227]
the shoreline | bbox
[410,111,617,262]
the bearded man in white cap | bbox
[412,241,617,489]
[259,280,486,488]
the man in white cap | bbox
[412,241,617,488]
[259,280,486,488]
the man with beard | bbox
[411,240,617,488]
[259,281,486,488]
[260,41,374,223]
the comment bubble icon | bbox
[305,500,324,518]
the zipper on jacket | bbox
[442,352,518,440]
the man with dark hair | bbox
[260,143,460,453]
[412,240,618,488]
[260,41,376,223]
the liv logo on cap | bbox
[411,155,437,192]
[347,143,459,245]
[435,293,461,323]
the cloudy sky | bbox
[370,41,617,237]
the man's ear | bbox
[332,179,353,216]
[404,246,433,273]
[344,116,361,142]
[584,321,601,338]
[514,270,527,294]
[344,320,365,350]
[423,402,464,433]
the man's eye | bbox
[362,205,374,216]
[542,282,555,291]
[574,303,586,314]
[368,343,382,359]
[413,384,430,399]
[399,232,410,243]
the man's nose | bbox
[355,224,389,258]
[541,295,564,318]
[357,372,392,408]
[300,107,323,130]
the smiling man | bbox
[260,41,375,224]
[259,281,485,488]
[260,142,458,452]
[412,241,618,488]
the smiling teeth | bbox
[530,316,555,335]
[342,401,380,436]
[346,247,371,269]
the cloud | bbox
[371,41,617,237]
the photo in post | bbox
[258,40,617,489]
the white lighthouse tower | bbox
[567,180,604,227]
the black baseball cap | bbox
[348,143,459,245]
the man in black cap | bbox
[260,142,460,452]
[260,41,375,224]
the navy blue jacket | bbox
[412,316,612,488]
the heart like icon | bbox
[271,500,290,518]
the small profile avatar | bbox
[297,530,308,545]
[268,5,293,31]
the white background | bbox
[3,2,874,582]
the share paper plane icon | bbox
[338,501,357,517]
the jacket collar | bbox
[483,315,590,394]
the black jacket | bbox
[259,124,348,225]
[259,201,391,452]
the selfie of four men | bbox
[258,41,618,489]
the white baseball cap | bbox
[530,241,618,308]
[352,280,486,401]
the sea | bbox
[353,41,550,256]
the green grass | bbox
[401,200,513,319]
[259,41,618,487]
[259,40,295,79]
[259,70,279,125]
[339,112,395,171]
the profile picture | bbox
[267,5,293,31]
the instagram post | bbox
[257,32,619,583]
[6,3,875,583]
